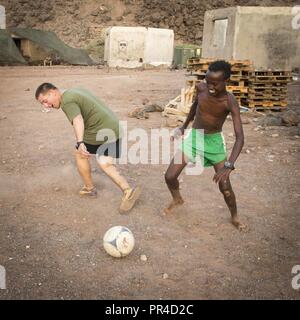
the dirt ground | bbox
[0,66,299,300]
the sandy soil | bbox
[0,66,299,300]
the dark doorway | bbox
[12,38,21,50]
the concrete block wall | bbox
[202,6,300,70]
[0,5,6,29]
[105,26,174,68]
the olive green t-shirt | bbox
[61,88,120,145]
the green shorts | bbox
[179,128,227,167]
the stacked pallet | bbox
[187,58,252,80]
[162,86,196,124]
[186,58,292,110]
[187,58,252,106]
[248,70,292,110]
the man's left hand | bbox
[77,143,91,159]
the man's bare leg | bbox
[97,155,130,191]
[214,161,247,231]
[75,150,95,191]
[164,151,188,215]
[97,155,141,212]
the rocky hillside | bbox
[1,0,297,57]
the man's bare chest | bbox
[197,93,229,117]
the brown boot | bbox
[119,186,141,213]
[79,186,97,198]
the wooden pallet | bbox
[231,65,253,72]
[162,86,196,118]
[228,80,249,87]
[249,70,291,76]
[187,64,253,76]
[185,61,293,111]
[193,68,251,77]
[186,81,249,93]
[249,75,292,83]
[231,70,251,76]
[248,69,289,108]
[230,75,250,81]
[187,58,253,72]
[185,81,250,106]
[248,91,286,96]
[187,57,213,65]
[194,73,206,80]
[187,58,204,65]
[187,58,252,65]
[248,100,287,108]
[249,82,288,88]
[253,106,287,111]
[194,69,208,75]
[248,86,287,93]
[248,95,286,101]
[232,95,249,100]
[229,59,252,66]
[193,73,250,86]
[186,79,202,86]
[226,86,248,93]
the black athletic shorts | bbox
[76,139,122,158]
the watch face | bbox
[225,161,232,168]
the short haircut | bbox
[35,83,57,99]
[208,60,232,80]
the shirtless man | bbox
[35,83,141,213]
[164,60,246,231]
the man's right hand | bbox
[171,126,185,141]
[77,143,91,158]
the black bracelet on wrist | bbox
[76,141,84,149]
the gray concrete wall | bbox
[144,28,174,66]
[202,6,300,70]
[202,7,237,60]
[234,7,300,70]
[105,26,146,68]
[0,5,5,29]
[105,27,174,68]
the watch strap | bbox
[76,141,84,149]
[224,161,235,170]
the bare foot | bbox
[163,198,184,215]
[232,217,248,232]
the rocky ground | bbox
[0,66,299,299]
[1,0,297,51]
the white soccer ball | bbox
[103,226,135,258]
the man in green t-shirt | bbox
[35,83,141,213]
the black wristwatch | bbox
[224,161,235,170]
[76,141,84,149]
